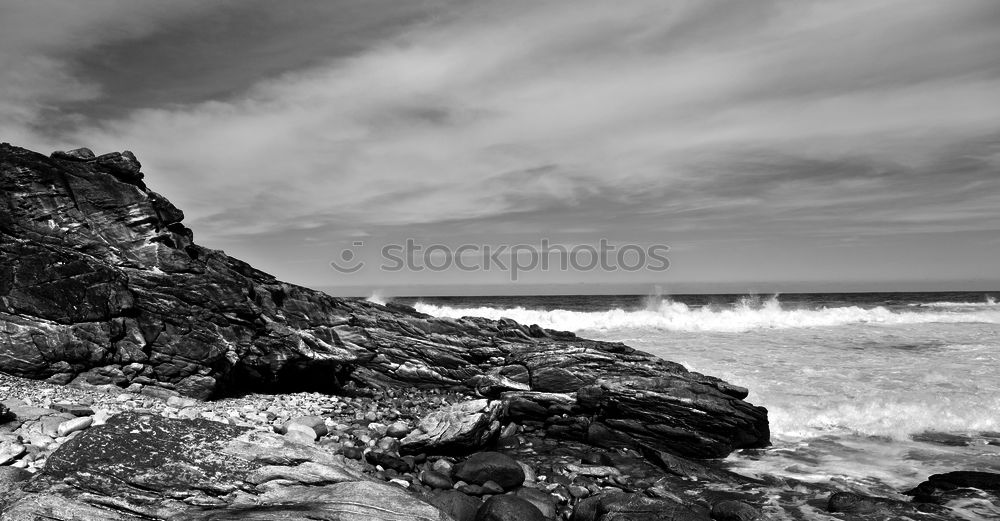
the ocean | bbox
[390,291,1000,519]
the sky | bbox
[2,0,999,296]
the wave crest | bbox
[415,296,1000,333]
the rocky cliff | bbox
[0,143,768,459]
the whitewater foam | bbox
[910,298,997,308]
[415,297,1000,333]
[766,396,1000,440]
[365,291,388,306]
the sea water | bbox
[400,292,1000,519]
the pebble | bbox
[386,421,410,439]
[0,441,27,465]
[56,416,93,437]
[432,458,455,476]
[283,425,316,444]
[420,470,454,489]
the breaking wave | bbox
[415,295,1000,333]
[909,295,997,308]
[767,395,1000,440]
[365,291,388,306]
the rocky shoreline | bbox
[4,372,999,520]
[1,371,766,520]
[2,143,999,520]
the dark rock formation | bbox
[827,491,950,518]
[0,143,768,459]
[906,471,1000,504]
[0,412,449,520]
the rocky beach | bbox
[1,143,999,520]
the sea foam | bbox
[415,296,1000,333]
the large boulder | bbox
[0,412,450,520]
[453,451,525,490]
[0,143,768,460]
[401,399,503,455]
[577,377,770,458]
[906,471,1000,505]
[572,492,709,521]
[475,495,546,521]
[827,491,951,518]
[427,490,482,521]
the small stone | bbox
[427,490,482,521]
[420,470,454,489]
[581,452,603,465]
[368,422,389,436]
[432,458,455,476]
[51,147,96,161]
[178,407,201,420]
[51,403,95,417]
[515,487,559,519]
[564,464,620,478]
[480,480,504,494]
[458,483,485,496]
[712,500,762,521]
[166,396,198,409]
[40,416,67,437]
[475,495,546,521]
[341,446,364,460]
[386,421,410,439]
[283,426,316,445]
[0,466,33,483]
[25,432,55,448]
[57,416,93,437]
[376,436,400,453]
[366,449,412,473]
[0,442,26,465]
[568,485,590,498]
[91,409,112,426]
[518,461,537,483]
[454,452,526,490]
[281,416,328,439]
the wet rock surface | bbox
[906,471,1000,506]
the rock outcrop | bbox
[401,399,503,455]
[0,412,450,520]
[0,143,768,459]
[906,471,1000,505]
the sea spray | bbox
[415,295,1000,333]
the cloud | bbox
[3,0,999,287]
[0,0,222,142]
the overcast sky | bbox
[2,0,999,295]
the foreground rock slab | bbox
[0,412,449,520]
